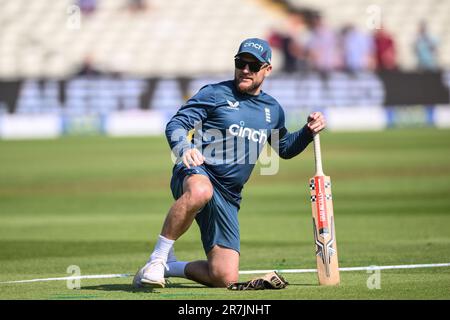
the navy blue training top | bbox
[165,80,313,207]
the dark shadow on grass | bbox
[81,284,157,293]
[165,282,206,289]
[82,281,312,292]
[81,282,205,293]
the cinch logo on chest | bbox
[228,123,267,144]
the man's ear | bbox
[264,65,273,77]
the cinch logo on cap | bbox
[243,42,264,52]
[236,37,272,64]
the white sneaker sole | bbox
[141,278,166,288]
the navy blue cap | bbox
[235,38,272,64]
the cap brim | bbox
[235,50,267,64]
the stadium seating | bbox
[0,0,448,78]
[0,0,284,78]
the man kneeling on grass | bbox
[133,38,325,288]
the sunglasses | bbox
[234,57,267,73]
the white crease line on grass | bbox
[1,262,449,284]
[238,262,450,274]
[0,273,132,284]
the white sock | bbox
[166,261,188,278]
[149,235,174,262]
[167,246,177,263]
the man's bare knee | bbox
[184,177,213,206]
[206,245,239,287]
[190,185,213,204]
[209,268,238,287]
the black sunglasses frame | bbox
[234,57,267,73]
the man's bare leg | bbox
[161,174,213,240]
[133,174,213,287]
[185,245,240,287]
[158,176,240,287]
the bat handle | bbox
[313,134,324,176]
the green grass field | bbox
[0,128,449,300]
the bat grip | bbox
[313,134,324,176]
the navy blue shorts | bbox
[170,163,240,254]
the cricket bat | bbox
[309,134,340,285]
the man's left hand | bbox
[306,111,326,135]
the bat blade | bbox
[310,174,340,285]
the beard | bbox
[234,75,264,95]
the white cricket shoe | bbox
[133,258,168,288]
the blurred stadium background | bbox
[0,0,449,138]
[1,0,450,300]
